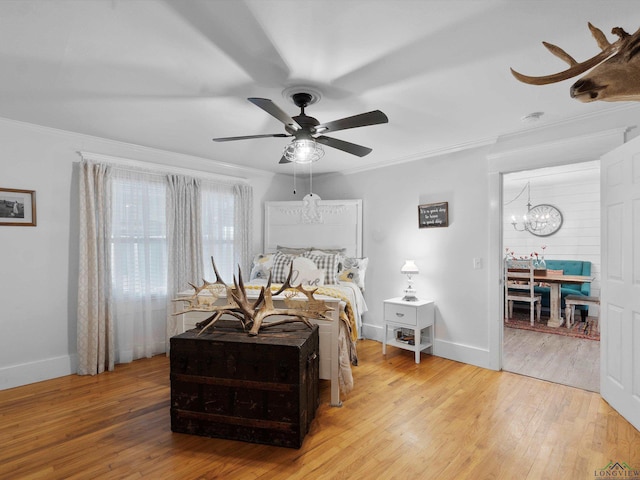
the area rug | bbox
[504,311,600,341]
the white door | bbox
[600,136,640,431]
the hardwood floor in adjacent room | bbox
[1,339,637,480]
[503,319,600,392]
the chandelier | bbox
[283,137,324,164]
[511,207,549,232]
[508,182,563,236]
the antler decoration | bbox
[173,257,332,336]
[511,23,640,102]
[511,23,628,85]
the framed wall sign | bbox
[418,201,448,228]
[0,188,36,226]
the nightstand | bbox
[382,297,434,363]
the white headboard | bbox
[264,194,362,258]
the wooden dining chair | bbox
[504,259,542,326]
[564,294,600,332]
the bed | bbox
[173,194,367,406]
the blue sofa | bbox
[534,260,591,321]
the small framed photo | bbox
[418,201,448,228]
[0,188,36,226]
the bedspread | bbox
[244,281,363,394]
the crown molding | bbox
[340,103,640,176]
[0,115,275,179]
[340,137,497,176]
[3,101,639,178]
[488,127,629,178]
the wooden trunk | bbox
[170,320,319,449]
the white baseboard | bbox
[362,322,494,370]
[433,339,493,370]
[361,322,384,342]
[0,354,78,390]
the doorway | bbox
[501,161,601,391]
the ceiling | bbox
[1,0,639,174]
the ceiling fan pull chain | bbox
[293,162,297,195]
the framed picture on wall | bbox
[418,201,448,228]
[0,188,36,226]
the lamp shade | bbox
[401,260,419,301]
[401,260,419,275]
[283,138,324,164]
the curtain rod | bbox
[78,151,250,185]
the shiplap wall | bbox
[503,160,600,314]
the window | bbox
[109,172,242,296]
[110,171,168,297]
[78,157,251,366]
[200,182,236,281]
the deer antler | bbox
[511,23,630,85]
[247,264,332,336]
[173,257,332,337]
[173,257,247,334]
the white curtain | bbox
[234,183,252,274]
[77,156,253,371]
[77,160,114,375]
[110,168,167,363]
[165,175,203,345]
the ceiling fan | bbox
[212,92,389,164]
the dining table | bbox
[533,272,594,327]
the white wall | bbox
[313,146,494,368]
[313,106,640,371]
[0,118,292,390]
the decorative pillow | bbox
[338,257,369,291]
[249,253,275,281]
[271,251,298,283]
[309,249,347,273]
[292,256,317,270]
[291,257,325,287]
[303,251,340,284]
[277,245,311,255]
[311,247,347,255]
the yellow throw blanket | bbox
[243,284,358,342]
[234,284,358,393]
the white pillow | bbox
[339,257,369,291]
[303,251,340,284]
[291,257,325,288]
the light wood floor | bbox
[503,322,600,392]
[2,340,638,480]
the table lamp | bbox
[401,260,419,301]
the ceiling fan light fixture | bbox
[212,93,387,165]
[283,138,324,164]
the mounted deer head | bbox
[511,23,640,102]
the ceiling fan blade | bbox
[316,110,388,133]
[279,155,291,164]
[248,98,301,131]
[213,133,291,142]
[315,136,373,157]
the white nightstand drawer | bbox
[384,303,417,325]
